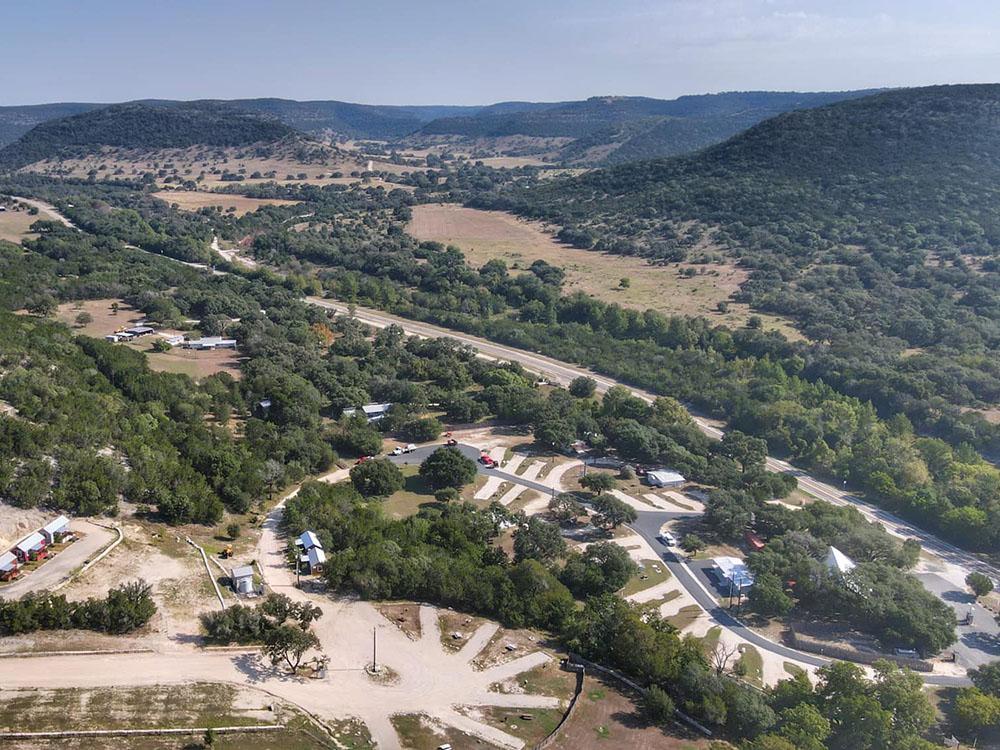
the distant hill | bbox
[415,91,878,162]
[478,84,1000,345]
[222,98,484,139]
[0,102,297,170]
[0,102,105,148]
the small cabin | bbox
[41,515,71,545]
[0,552,19,581]
[14,532,47,562]
[231,565,255,595]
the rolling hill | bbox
[414,90,878,162]
[473,84,1000,398]
[0,102,106,149]
[0,101,299,170]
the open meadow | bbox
[408,203,799,336]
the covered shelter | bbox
[646,469,686,488]
[824,546,856,576]
[342,402,392,423]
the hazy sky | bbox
[3,0,1000,106]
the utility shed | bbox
[306,546,326,573]
[231,565,255,594]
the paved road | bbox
[311,298,1000,584]
[627,511,970,687]
[386,443,555,497]
[0,521,114,598]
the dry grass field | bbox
[408,203,799,335]
[0,206,40,243]
[52,299,243,380]
[153,190,299,216]
[22,139,414,191]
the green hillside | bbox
[417,90,876,162]
[464,84,1000,462]
[0,101,297,169]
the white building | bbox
[646,469,686,488]
[296,530,322,551]
[342,402,392,423]
[713,556,754,589]
[181,336,237,350]
[40,515,70,545]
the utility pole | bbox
[372,625,378,672]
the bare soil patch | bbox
[472,626,551,670]
[0,205,41,243]
[154,190,298,217]
[408,203,798,335]
[438,608,487,652]
[376,602,422,640]
[554,674,710,750]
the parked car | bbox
[479,454,496,467]
[657,532,678,546]
[390,446,404,456]
[355,455,372,465]
[403,444,416,453]
[446,438,458,446]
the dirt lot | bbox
[408,203,799,336]
[377,602,423,640]
[392,713,497,750]
[553,674,709,750]
[154,190,299,216]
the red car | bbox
[355,455,372,465]
[479,454,495,467]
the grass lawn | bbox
[621,559,671,597]
[482,705,564,745]
[666,605,704,631]
[380,466,441,519]
[736,644,764,687]
[783,661,806,678]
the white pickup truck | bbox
[390,444,417,456]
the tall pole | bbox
[372,626,377,672]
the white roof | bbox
[125,325,155,334]
[343,402,392,417]
[648,470,685,484]
[824,546,856,574]
[42,515,70,535]
[189,336,236,346]
[307,547,326,566]
[231,565,254,579]
[298,531,322,550]
[714,556,754,586]
[15,532,45,553]
[0,552,17,570]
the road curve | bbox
[308,297,999,585]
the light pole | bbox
[372,625,379,673]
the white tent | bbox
[824,546,856,575]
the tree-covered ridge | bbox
[416,90,876,163]
[0,102,297,170]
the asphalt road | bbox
[310,298,1000,585]
[385,443,555,496]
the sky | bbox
[3,0,1000,106]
